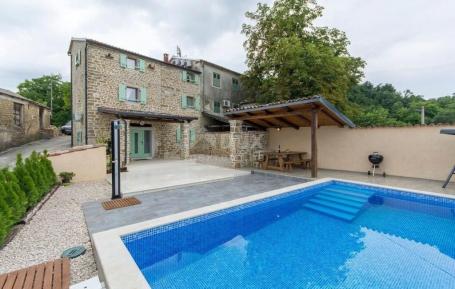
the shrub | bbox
[25,152,47,197]
[0,213,8,245]
[14,154,40,206]
[59,172,75,184]
[0,152,58,246]
[3,169,28,209]
[41,150,57,189]
[0,171,24,221]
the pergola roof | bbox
[98,107,198,123]
[224,96,355,129]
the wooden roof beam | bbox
[275,117,299,130]
[231,110,310,121]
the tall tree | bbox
[241,0,365,108]
[17,74,71,126]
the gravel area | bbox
[0,181,110,284]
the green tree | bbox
[241,0,365,107]
[17,74,71,126]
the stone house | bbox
[168,55,244,132]
[0,88,51,152]
[68,38,202,165]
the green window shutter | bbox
[195,74,200,85]
[181,71,187,82]
[139,59,145,72]
[195,96,201,111]
[118,84,126,101]
[189,128,196,144]
[176,127,182,143]
[119,54,127,68]
[181,95,187,108]
[140,87,147,104]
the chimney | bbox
[163,53,169,63]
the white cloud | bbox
[0,0,454,98]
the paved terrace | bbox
[83,173,308,234]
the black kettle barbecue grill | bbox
[368,152,386,177]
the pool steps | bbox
[304,187,374,221]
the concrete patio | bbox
[107,159,250,194]
[84,172,308,234]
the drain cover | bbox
[61,245,86,259]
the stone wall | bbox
[229,120,268,168]
[191,131,230,156]
[70,39,201,161]
[0,95,51,152]
[70,40,87,146]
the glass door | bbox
[130,128,152,159]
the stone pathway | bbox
[0,181,109,284]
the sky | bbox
[0,0,454,99]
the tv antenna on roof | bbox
[176,46,181,57]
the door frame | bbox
[129,126,155,160]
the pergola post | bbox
[311,109,319,178]
[182,121,190,159]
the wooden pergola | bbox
[224,96,355,178]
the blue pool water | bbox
[122,181,455,289]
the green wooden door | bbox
[130,128,152,159]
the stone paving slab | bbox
[83,173,309,234]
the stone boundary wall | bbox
[268,125,455,181]
[229,120,268,168]
[191,132,230,156]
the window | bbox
[232,78,239,90]
[126,87,139,102]
[13,103,23,126]
[186,96,195,108]
[127,57,137,69]
[212,72,221,88]
[181,71,199,84]
[213,101,221,113]
[186,72,196,83]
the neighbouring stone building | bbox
[0,88,51,152]
[168,55,244,132]
[68,38,202,165]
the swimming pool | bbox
[94,179,455,289]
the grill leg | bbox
[442,165,455,188]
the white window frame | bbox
[126,86,139,102]
[126,57,137,69]
[212,72,221,88]
[186,96,195,108]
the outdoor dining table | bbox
[263,151,308,171]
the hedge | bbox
[0,151,57,245]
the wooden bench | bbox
[0,258,70,289]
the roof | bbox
[68,38,201,74]
[195,59,242,76]
[202,111,229,123]
[0,88,50,109]
[97,107,198,123]
[224,96,355,129]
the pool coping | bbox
[91,177,455,289]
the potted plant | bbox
[59,172,75,185]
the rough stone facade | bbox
[229,120,268,168]
[0,90,51,152]
[69,39,201,163]
[191,132,230,156]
